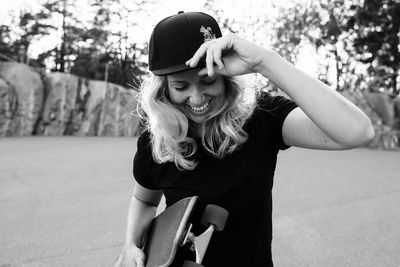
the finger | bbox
[135,251,146,267]
[189,42,209,68]
[205,47,215,77]
[198,67,207,76]
[198,67,223,77]
[200,67,227,77]
[114,250,126,267]
[136,258,145,267]
[213,48,224,70]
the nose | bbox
[188,87,205,106]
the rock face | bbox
[364,92,394,126]
[36,72,79,135]
[0,62,43,136]
[0,62,140,137]
[341,90,400,149]
[0,76,16,136]
[0,62,399,149]
[97,82,140,137]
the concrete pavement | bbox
[0,137,399,266]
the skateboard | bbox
[143,196,229,267]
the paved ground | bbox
[0,137,399,267]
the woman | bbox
[116,11,374,267]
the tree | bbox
[32,0,86,72]
[348,0,400,95]
[0,25,15,62]
[270,3,319,64]
[104,0,148,87]
[269,0,363,91]
[69,0,113,80]
[0,9,55,65]
[69,0,149,87]
[17,12,56,64]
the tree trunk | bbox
[392,71,399,96]
[333,46,340,91]
[59,0,67,72]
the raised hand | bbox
[185,34,266,77]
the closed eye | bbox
[174,85,188,91]
[169,82,189,91]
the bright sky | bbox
[0,0,319,77]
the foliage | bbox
[32,0,83,71]
[68,0,149,88]
[268,1,361,91]
[1,0,399,94]
[348,0,400,95]
[267,0,400,97]
[0,25,15,61]
[1,0,150,88]
[0,9,55,66]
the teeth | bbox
[189,101,210,113]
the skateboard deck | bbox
[143,196,198,267]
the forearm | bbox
[124,196,158,248]
[256,50,374,145]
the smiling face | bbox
[167,68,226,125]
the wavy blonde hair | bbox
[138,73,256,170]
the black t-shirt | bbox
[133,93,297,267]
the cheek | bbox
[167,87,186,105]
[211,79,226,96]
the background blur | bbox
[1,0,400,266]
[0,0,399,148]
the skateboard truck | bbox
[142,197,229,267]
[183,223,215,263]
[181,204,229,266]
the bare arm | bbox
[116,182,162,267]
[125,182,163,247]
[188,35,375,150]
[256,50,375,149]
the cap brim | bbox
[151,63,190,76]
[151,60,206,76]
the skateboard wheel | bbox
[200,204,229,231]
[182,260,204,267]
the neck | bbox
[189,122,205,138]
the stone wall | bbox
[341,90,400,149]
[1,62,399,149]
[0,62,43,136]
[0,62,140,137]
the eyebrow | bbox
[168,74,210,83]
[168,80,188,84]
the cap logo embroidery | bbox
[200,26,216,42]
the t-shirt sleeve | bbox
[133,131,158,189]
[257,92,298,150]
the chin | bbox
[183,110,209,125]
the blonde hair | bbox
[138,73,256,170]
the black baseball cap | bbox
[149,11,222,75]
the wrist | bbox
[253,49,280,76]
